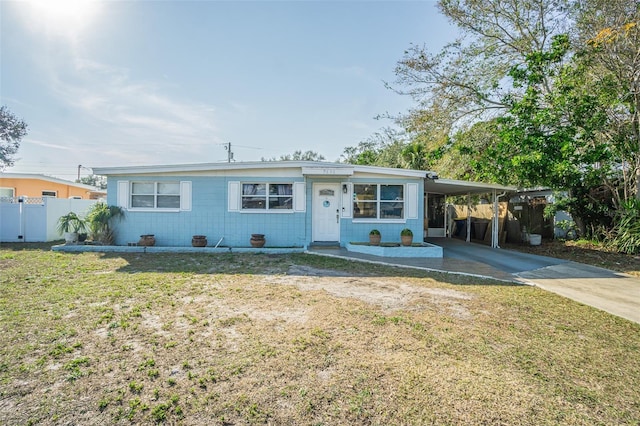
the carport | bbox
[423,177,517,249]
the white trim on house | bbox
[93,161,429,179]
[228,181,240,211]
[426,178,516,196]
[117,181,129,208]
[180,181,192,211]
[293,182,306,212]
[116,180,191,212]
[94,162,516,196]
[340,182,352,218]
[406,183,419,219]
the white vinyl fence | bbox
[0,197,97,243]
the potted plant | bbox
[138,234,156,246]
[369,229,381,246]
[192,235,207,247]
[86,203,125,245]
[57,212,87,244]
[400,228,413,246]
[250,233,266,248]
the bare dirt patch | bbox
[261,265,475,319]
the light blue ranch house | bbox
[93,161,509,249]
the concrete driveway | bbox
[517,262,640,324]
[430,238,640,324]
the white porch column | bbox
[445,200,450,238]
[492,189,499,248]
[466,192,471,243]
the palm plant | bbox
[57,212,87,234]
[57,212,87,243]
[86,203,125,245]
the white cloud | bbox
[25,139,73,151]
[44,56,223,163]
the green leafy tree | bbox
[378,0,570,182]
[392,0,564,128]
[476,34,615,235]
[262,150,326,162]
[0,106,28,169]
[576,0,640,201]
[341,127,408,167]
[77,175,107,190]
[444,120,501,180]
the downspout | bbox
[492,190,507,248]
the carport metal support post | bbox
[466,192,471,242]
[492,189,498,248]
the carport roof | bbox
[425,178,517,196]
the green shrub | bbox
[607,199,640,254]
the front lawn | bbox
[1,244,639,424]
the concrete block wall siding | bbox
[331,177,424,246]
[107,176,307,247]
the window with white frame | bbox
[42,190,57,198]
[0,187,15,199]
[241,183,293,210]
[353,184,404,220]
[130,182,180,209]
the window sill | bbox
[240,209,295,214]
[352,219,406,224]
[128,208,181,213]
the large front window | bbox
[353,184,404,220]
[131,182,180,209]
[242,183,293,210]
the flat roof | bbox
[92,161,428,178]
[92,161,516,195]
[425,178,517,196]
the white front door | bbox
[312,183,341,242]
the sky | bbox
[1,0,458,181]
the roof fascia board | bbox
[0,172,98,190]
[93,161,429,179]
[93,161,326,176]
[427,178,517,195]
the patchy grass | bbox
[1,243,639,425]
[505,239,640,277]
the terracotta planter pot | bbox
[250,234,265,248]
[192,235,207,247]
[138,234,156,246]
[369,234,381,246]
[401,235,413,246]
